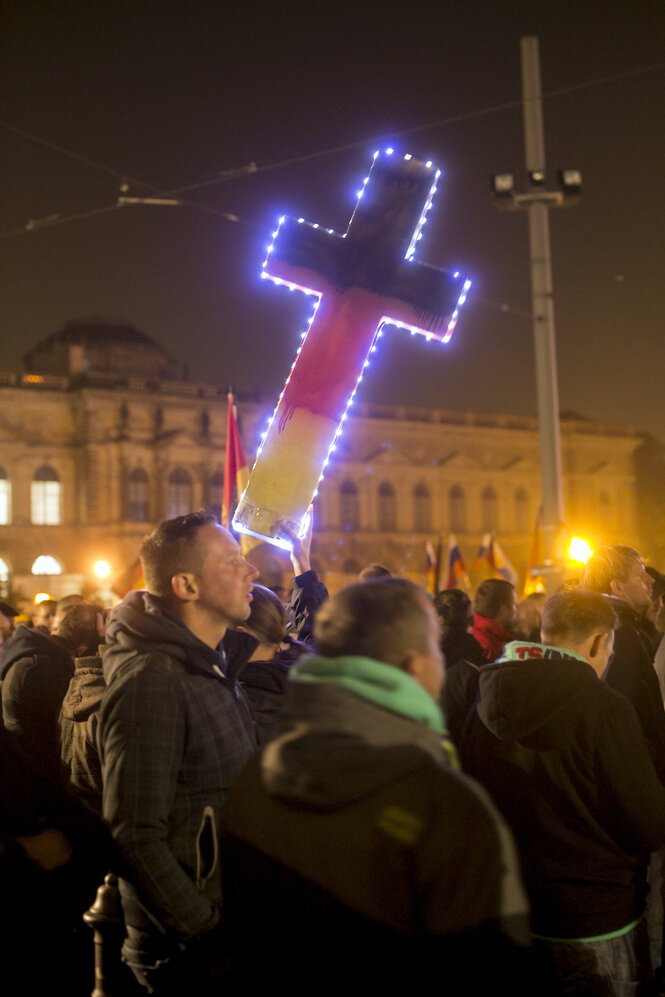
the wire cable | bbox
[1,59,662,241]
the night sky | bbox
[2,1,664,441]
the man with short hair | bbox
[52,593,86,633]
[358,562,392,580]
[98,511,258,993]
[222,577,533,990]
[461,588,665,995]
[0,599,18,646]
[472,578,519,662]
[515,591,547,642]
[581,545,665,782]
[32,598,57,632]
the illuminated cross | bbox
[233,148,471,549]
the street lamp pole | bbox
[491,37,581,591]
[521,36,565,579]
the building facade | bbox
[0,322,644,605]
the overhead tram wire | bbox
[2,63,661,323]
[153,60,665,197]
[0,119,250,233]
[1,59,662,241]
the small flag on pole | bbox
[425,538,442,596]
[222,391,259,556]
[474,533,518,587]
[222,391,250,531]
[524,508,546,595]
[446,534,468,589]
[492,536,519,587]
[474,533,494,574]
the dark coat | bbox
[59,652,105,814]
[0,727,114,993]
[236,638,308,745]
[602,597,665,784]
[99,591,257,945]
[439,630,485,747]
[461,640,665,939]
[221,663,540,990]
[1,625,74,775]
[286,569,328,644]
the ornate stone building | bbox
[0,321,644,604]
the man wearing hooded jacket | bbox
[581,545,665,782]
[222,577,539,991]
[98,512,258,994]
[461,588,665,996]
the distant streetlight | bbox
[568,537,593,565]
[93,560,111,579]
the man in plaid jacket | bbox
[99,511,258,994]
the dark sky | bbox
[2,0,664,441]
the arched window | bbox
[481,487,499,533]
[128,467,149,522]
[0,556,10,598]
[31,466,61,525]
[166,467,193,519]
[209,470,224,523]
[0,467,10,525]
[515,488,529,534]
[378,481,397,532]
[448,485,466,532]
[413,483,431,533]
[31,555,63,575]
[339,480,359,530]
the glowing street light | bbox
[568,537,592,565]
[93,560,111,580]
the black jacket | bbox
[286,569,328,644]
[1,625,74,774]
[602,597,665,783]
[461,640,665,939]
[222,663,538,990]
[439,630,485,748]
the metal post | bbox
[83,873,128,997]
[521,36,565,585]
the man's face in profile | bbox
[33,603,56,631]
[0,611,14,644]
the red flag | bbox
[111,558,145,598]
[222,392,250,530]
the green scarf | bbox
[291,654,445,735]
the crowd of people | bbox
[2,514,665,995]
